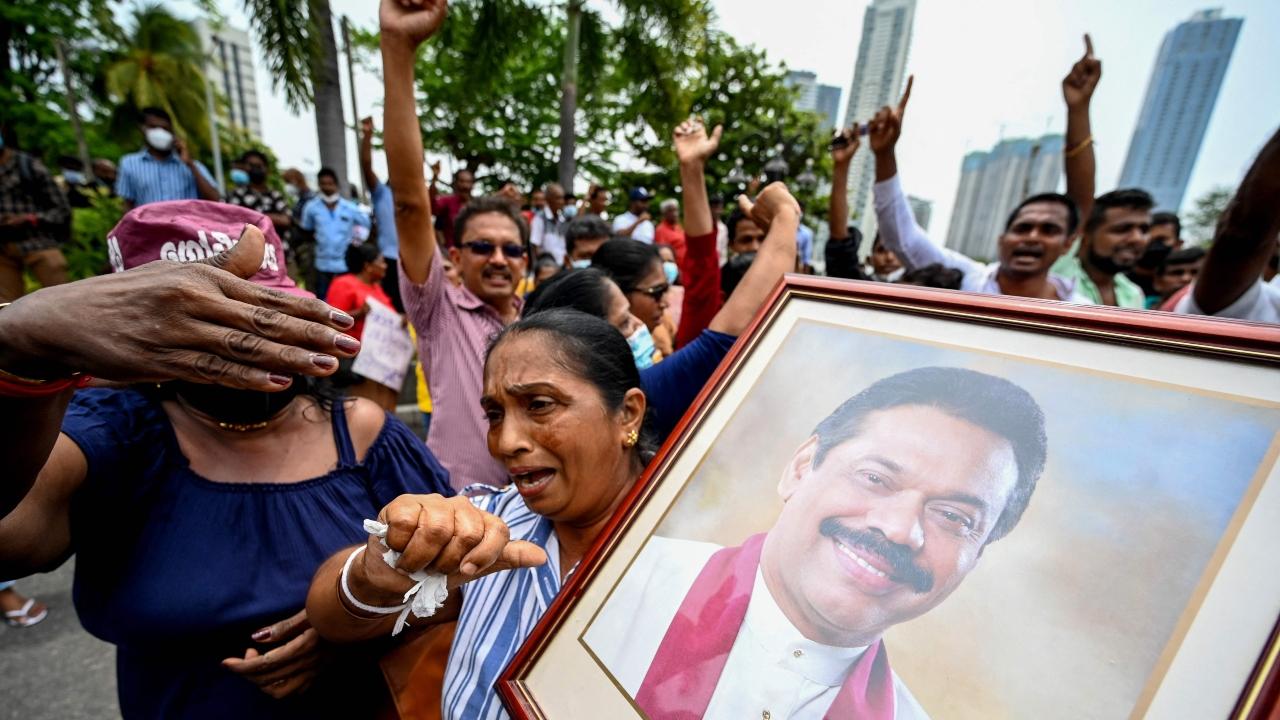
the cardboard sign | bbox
[352,297,413,391]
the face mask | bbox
[174,379,305,427]
[230,168,249,186]
[570,258,591,270]
[562,205,578,219]
[663,261,679,284]
[145,127,174,152]
[63,170,85,185]
[284,184,300,199]
[248,168,268,184]
[626,325,657,370]
[321,192,342,204]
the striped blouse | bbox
[443,488,563,720]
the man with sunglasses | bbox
[396,159,530,491]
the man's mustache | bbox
[819,517,934,593]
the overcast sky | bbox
[196,0,1279,238]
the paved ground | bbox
[0,560,119,719]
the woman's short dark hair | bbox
[523,268,614,320]
[455,195,531,246]
[344,242,381,275]
[486,308,653,459]
[811,366,1047,544]
[591,239,661,294]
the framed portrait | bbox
[498,277,1280,720]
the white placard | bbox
[351,297,413,391]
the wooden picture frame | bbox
[499,277,1280,720]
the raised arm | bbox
[1062,34,1100,238]
[671,118,724,344]
[708,183,799,336]
[1190,126,1280,315]
[674,117,721,238]
[380,0,447,284]
[359,116,380,191]
[828,126,859,241]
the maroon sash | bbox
[634,533,896,719]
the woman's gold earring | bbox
[624,430,639,448]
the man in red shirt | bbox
[428,162,474,248]
[654,198,688,266]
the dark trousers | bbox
[313,271,337,302]
[381,256,404,313]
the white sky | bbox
[195,0,1279,238]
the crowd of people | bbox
[0,0,1277,718]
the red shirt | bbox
[325,273,394,340]
[654,221,688,266]
[675,229,720,349]
[432,194,468,247]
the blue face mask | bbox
[63,170,85,185]
[663,261,679,284]
[230,168,249,186]
[627,325,657,370]
[570,258,591,270]
[562,205,578,219]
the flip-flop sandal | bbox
[4,599,48,628]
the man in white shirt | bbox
[530,182,568,264]
[1174,126,1280,324]
[612,187,655,243]
[588,366,1049,720]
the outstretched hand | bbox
[380,0,448,48]
[868,75,912,155]
[1062,34,1101,108]
[673,116,723,166]
[360,116,374,139]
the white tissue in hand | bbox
[363,518,449,635]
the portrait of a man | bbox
[587,366,1048,720]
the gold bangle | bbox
[1064,136,1094,160]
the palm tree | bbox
[104,4,211,152]
[240,0,348,193]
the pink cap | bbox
[106,200,311,297]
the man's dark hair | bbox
[317,167,339,183]
[534,252,560,273]
[1151,211,1181,237]
[488,307,654,459]
[1003,193,1079,237]
[901,263,964,290]
[592,238,661,294]
[343,242,381,275]
[811,366,1047,543]
[239,149,269,167]
[726,206,763,243]
[721,251,755,298]
[1085,188,1154,234]
[139,107,172,125]
[564,214,612,257]
[1158,246,1206,274]
[454,194,530,246]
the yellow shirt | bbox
[408,326,432,414]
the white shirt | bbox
[613,211,655,244]
[874,175,1091,304]
[1175,279,1280,324]
[716,219,730,266]
[586,536,929,720]
[530,207,568,264]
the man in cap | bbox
[613,187,656,243]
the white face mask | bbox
[144,127,174,152]
[320,192,342,204]
[626,325,657,370]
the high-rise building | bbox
[1118,8,1242,212]
[945,134,1064,260]
[842,0,916,251]
[785,70,842,131]
[194,20,264,139]
[907,195,932,231]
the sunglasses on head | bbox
[462,240,526,259]
[634,282,669,300]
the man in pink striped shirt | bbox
[397,192,527,491]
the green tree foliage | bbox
[1185,185,1233,246]
[104,4,212,154]
[65,189,126,280]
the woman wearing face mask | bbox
[655,242,685,331]
[0,201,453,720]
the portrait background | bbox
[646,319,1280,719]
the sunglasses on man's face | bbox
[633,282,670,300]
[462,241,526,259]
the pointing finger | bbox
[709,124,723,146]
[898,75,913,115]
[1083,33,1093,58]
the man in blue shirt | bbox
[298,166,371,300]
[359,117,402,311]
[114,107,220,210]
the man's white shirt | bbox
[586,536,929,720]
[530,207,568,264]
[1176,279,1280,324]
[613,211,656,244]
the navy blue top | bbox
[61,388,452,720]
[640,329,736,442]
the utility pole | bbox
[342,16,365,202]
[205,36,225,194]
[53,39,92,181]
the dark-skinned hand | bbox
[222,609,328,700]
